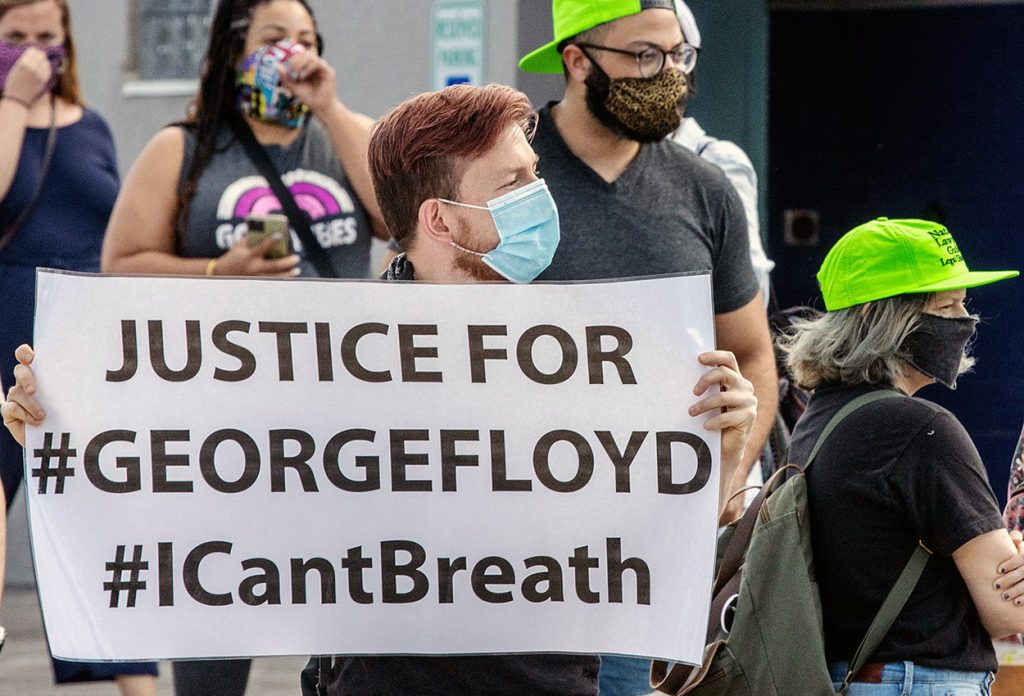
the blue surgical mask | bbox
[439,178,560,284]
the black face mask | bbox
[583,59,689,144]
[900,313,979,389]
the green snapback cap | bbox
[818,217,1019,311]
[520,0,676,74]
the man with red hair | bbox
[292,82,754,695]
[369,83,557,285]
[0,82,755,696]
[303,82,601,696]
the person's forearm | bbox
[719,454,742,517]
[736,349,779,478]
[317,101,387,237]
[103,249,214,276]
[0,100,31,201]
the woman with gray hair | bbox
[782,217,1020,694]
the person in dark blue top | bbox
[0,0,156,693]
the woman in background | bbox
[0,0,155,693]
[100,0,387,282]
[99,0,387,693]
[782,217,1020,694]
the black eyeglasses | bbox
[575,42,698,78]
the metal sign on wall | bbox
[432,0,486,90]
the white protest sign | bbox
[27,270,719,664]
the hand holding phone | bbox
[246,214,292,259]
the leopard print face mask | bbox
[584,63,689,143]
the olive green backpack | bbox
[652,390,931,695]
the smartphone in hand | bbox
[245,214,291,259]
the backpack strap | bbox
[714,389,899,596]
[839,543,932,693]
[803,390,899,470]
[654,389,918,695]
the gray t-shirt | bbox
[177,119,373,278]
[533,105,759,314]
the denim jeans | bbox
[598,655,653,696]
[829,661,994,695]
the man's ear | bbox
[561,44,592,84]
[418,199,456,245]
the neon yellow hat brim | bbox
[908,269,1019,296]
[519,40,568,74]
[818,218,1020,311]
[519,0,655,74]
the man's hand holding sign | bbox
[3,85,756,695]
[4,271,751,664]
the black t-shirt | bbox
[789,383,1003,672]
[319,654,600,696]
[301,256,601,696]
[530,105,759,314]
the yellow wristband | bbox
[205,259,218,276]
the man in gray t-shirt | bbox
[521,0,778,529]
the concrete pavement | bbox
[0,587,307,696]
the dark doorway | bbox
[769,2,1024,503]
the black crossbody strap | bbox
[227,111,335,278]
[0,95,58,251]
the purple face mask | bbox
[0,42,66,96]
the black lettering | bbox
[239,558,281,605]
[270,429,319,492]
[534,430,594,493]
[586,326,637,385]
[517,325,578,385]
[212,321,256,382]
[398,325,443,383]
[438,556,467,604]
[341,323,392,383]
[199,429,261,494]
[569,545,600,603]
[522,556,564,602]
[607,538,650,605]
[184,541,233,606]
[84,430,141,493]
[441,430,479,492]
[657,432,712,495]
[315,323,334,382]
[391,430,432,492]
[323,429,380,492]
[152,430,193,493]
[467,325,508,383]
[471,557,515,603]
[158,541,174,607]
[596,431,648,493]
[341,546,374,604]
[490,430,531,491]
[258,322,309,381]
[381,540,428,604]
[149,320,202,382]
[106,320,138,382]
[290,557,337,604]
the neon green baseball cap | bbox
[520,0,677,74]
[818,217,1019,311]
